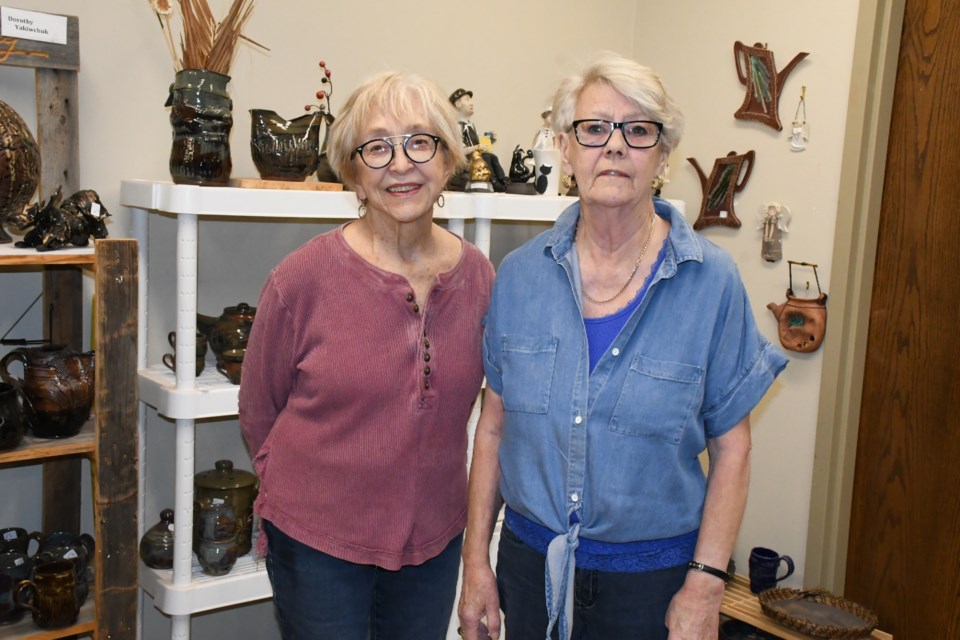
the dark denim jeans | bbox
[264,520,462,640]
[496,524,687,640]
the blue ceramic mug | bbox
[748,546,795,594]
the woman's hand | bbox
[664,570,725,639]
[457,562,500,640]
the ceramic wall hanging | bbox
[688,151,755,230]
[0,99,41,244]
[733,41,808,131]
[767,260,827,353]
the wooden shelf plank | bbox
[0,421,94,465]
[0,597,94,640]
[721,575,892,640]
[0,245,95,266]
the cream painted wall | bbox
[633,3,861,587]
[0,1,861,637]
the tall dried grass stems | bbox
[152,0,256,75]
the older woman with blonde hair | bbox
[458,53,787,640]
[240,71,494,640]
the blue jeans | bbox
[264,520,462,640]
[496,524,687,640]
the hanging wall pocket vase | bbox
[767,261,827,353]
[166,69,233,186]
[688,150,755,230]
[733,42,808,131]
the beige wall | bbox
[1,1,863,637]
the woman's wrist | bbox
[687,560,732,583]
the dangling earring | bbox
[436,194,445,208]
[358,200,367,218]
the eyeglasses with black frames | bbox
[570,119,663,149]
[352,133,443,169]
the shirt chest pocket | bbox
[499,335,558,414]
[609,355,703,444]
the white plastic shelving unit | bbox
[122,179,576,639]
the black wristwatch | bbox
[687,560,732,583]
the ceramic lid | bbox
[194,459,257,490]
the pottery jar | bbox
[139,509,176,570]
[194,460,258,556]
[196,534,238,577]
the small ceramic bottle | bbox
[139,509,175,570]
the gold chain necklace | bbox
[576,212,657,305]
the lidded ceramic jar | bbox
[139,509,175,570]
[194,460,257,556]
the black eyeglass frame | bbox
[351,133,444,169]
[569,119,664,149]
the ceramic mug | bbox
[167,331,208,357]
[36,531,94,606]
[0,527,41,556]
[215,349,244,385]
[748,546,795,594]
[14,560,80,629]
[162,353,205,377]
[0,382,25,452]
[0,552,33,625]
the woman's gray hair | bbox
[550,52,684,155]
[326,71,467,188]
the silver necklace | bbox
[576,212,657,305]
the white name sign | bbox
[1,7,67,45]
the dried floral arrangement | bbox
[149,0,259,75]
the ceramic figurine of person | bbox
[449,88,508,191]
[532,106,556,150]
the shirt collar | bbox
[546,198,704,268]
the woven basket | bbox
[758,588,878,639]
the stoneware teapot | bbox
[0,345,95,438]
[197,303,256,360]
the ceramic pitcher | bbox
[0,345,95,438]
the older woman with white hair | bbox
[239,71,494,640]
[458,53,787,640]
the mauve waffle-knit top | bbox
[239,226,494,569]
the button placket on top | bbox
[409,289,437,409]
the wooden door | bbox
[845,1,960,638]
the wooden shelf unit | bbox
[1,9,139,639]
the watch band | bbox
[687,560,732,583]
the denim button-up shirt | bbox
[483,199,787,638]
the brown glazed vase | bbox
[166,69,233,186]
[0,345,95,438]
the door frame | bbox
[804,0,905,591]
